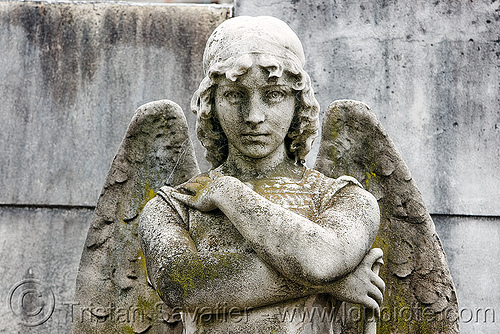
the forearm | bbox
[212,178,372,285]
[153,250,318,311]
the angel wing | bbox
[73,100,199,334]
[314,100,459,333]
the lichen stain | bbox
[137,248,148,276]
[121,326,135,334]
[365,171,376,190]
[143,182,157,209]
[169,253,244,298]
[373,262,450,334]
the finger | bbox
[369,248,383,261]
[374,303,380,319]
[372,275,386,294]
[362,295,380,317]
[180,182,203,195]
[368,284,384,307]
[368,298,381,319]
[170,191,194,206]
[362,248,384,268]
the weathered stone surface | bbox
[138,17,387,334]
[0,206,92,333]
[315,100,459,333]
[233,4,498,332]
[1,1,493,333]
[235,0,500,216]
[73,100,199,334]
[434,215,500,334]
[0,1,230,206]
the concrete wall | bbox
[1,0,498,333]
[234,1,499,333]
[0,0,224,207]
[0,1,229,332]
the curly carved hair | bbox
[191,53,319,168]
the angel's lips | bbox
[241,132,271,136]
[241,133,270,138]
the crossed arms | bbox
[139,175,384,315]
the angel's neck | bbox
[219,144,300,182]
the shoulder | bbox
[304,168,362,195]
[307,170,380,239]
[142,171,215,226]
[140,186,190,231]
[305,168,377,213]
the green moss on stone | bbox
[138,248,148,276]
[365,171,376,190]
[169,253,244,297]
[121,325,135,334]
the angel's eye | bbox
[265,90,286,103]
[223,90,246,103]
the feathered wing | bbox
[73,100,199,334]
[315,100,459,333]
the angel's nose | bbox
[244,95,265,126]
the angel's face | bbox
[214,65,296,160]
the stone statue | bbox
[139,16,384,334]
[73,16,459,334]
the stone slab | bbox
[0,1,230,207]
[434,215,500,334]
[0,206,92,333]
[235,0,500,216]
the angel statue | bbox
[73,16,459,334]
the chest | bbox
[188,180,320,254]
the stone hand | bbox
[327,248,385,317]
[171,174,237,212]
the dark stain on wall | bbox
[0,1,230,206]
[5,2,230,110]
[11,3,80,106]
